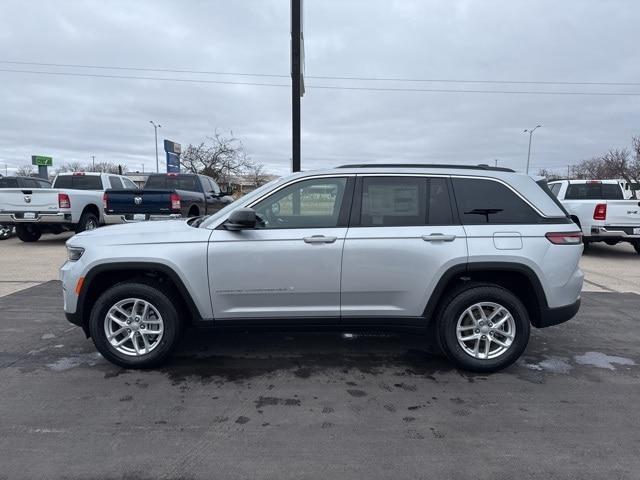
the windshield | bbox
[199,178,281,228]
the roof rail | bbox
[336,163,515,173]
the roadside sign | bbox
[31,155,53,166]
[164,140,181,173]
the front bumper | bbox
[0,212,72,224]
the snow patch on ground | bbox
[47,352,103,371]
[574,351,636,370]
[522,356,572,374]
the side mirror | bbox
[225,208,257,231]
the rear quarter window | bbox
[452,178,541,224]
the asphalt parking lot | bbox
[1,233,639,479]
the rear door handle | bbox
[422,234,456,242]
[303,235,337,244]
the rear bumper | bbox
[589,226,640,239]
[0,212,72,224]
[536,298,581,328]
[119,213,183,223]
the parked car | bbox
[0,172,137,242]
[103,173,233,222]
[0,176,52,189]
[61,164,583,372]
[548,179,640,253]
[0,176,52,240]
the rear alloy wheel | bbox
[15,224,41,242]
[89,282,183,368]
[437,284,530,372]
[76,212,99,234]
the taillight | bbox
[593,203,607,220]
[170,193,181,211]
[58,193,71,209]
[546,232,583,245]
[102,193,108,210]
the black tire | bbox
[633,241,640,255]
[89,282,184,369]
[15,224,42,242]
[188,206,200,217]
[436,283,530,373]
[75,212,100,234]
[0,225,13,240]
[604,240,619,246]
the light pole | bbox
[150,121,162,173]
[524,125,541,174]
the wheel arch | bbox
[80,204,101,223]
[423,262,549,328]
[76,262,203,337]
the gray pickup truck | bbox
[103,173,233,222]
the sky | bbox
[1,0,639,177]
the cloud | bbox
[1,0,639,177]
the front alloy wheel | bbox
[104,298,165,356]
[89,282,183,368]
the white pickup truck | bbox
[548,179,640,253]
[0,172,137,242]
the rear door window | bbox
[108,176,124,189]
[452,178,540,224]
[355,176,454,227]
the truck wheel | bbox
[605,240,619,246]
[76,212,99,233]
[436,284,530,373]
[633,241,640,255]
[89,282,183,369]
[0,225,13,240]
[15,224,42,242]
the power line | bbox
[1,60,639,87]
[1,68,640,96]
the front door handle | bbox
[422,234,456,242]
[303,235,337,244]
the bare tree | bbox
[244,162,269,187]
[537,168,563,181]
[55,161,86,174]
[180,131,251,185]
[15,165,35,176]
[87,161,127,174]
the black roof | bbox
[337,163,515,173]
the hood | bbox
[68,219,211,247]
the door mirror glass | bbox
[225,208,257,231]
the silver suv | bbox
[60,164,584,372]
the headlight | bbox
[67,246,85,262]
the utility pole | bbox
[524,125,542,174]
[567,165,570,179]
[150,121,162,173]
[494,159,498,167]
[291,0,304,172]
[91,155,95,170]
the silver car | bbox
[60,164,584,372]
